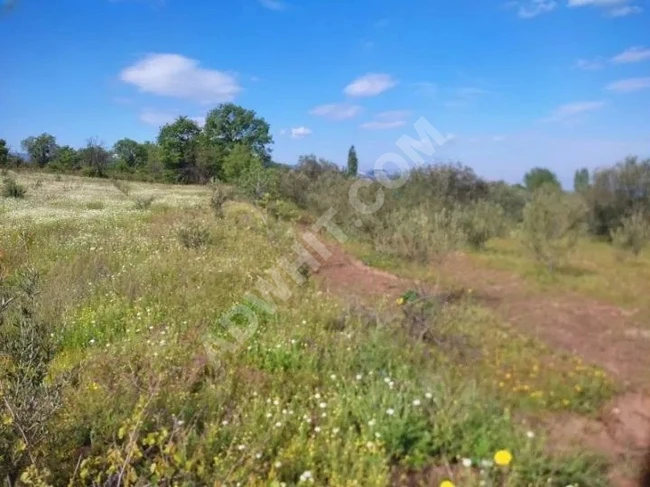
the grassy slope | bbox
[0,172,609,486]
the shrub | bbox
[378,205,466,263]
[265,198,300,221]
[611,211,650,257]
[1,177,27,198]
[210,185,232,218]
[460,200,507,249]
[520,187,587,272]
[134,196,155,210]
[111,179,131,196]
[177,222,212,249]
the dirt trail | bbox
[311,242,650,486]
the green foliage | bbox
[2,177,27,198]
[0,138,9,167]
[204,103,273,165]
[78,138,111,178]
[347,145,358,177]
[158,117,203,183]
[20,133,58,168]
[520,187,587,272]
[222,143,261,182]
[523,167,561,192]
[50,145,80,172]
[113,138,147,168]
[611,211,650,257]
[460,200,507,249]
[264,198,300,221]
[573,167,590,193]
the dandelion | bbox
[386,408,395,416]
[412,399,421,406]
[462,458,472,468]
[440,481,455,487]
[494,450,512,467]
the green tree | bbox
[523,167,561,192]
[79,138,111,178]
[20,133,58,167]
[52,145,81,170]
[203,103,273,164]
[573,167,590,193]
[113,138,147,168]
[222,143,262,182]
[157,117,202,183]
[347,145,358,177]
[0,139,8,167]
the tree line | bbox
[1,102,649,239]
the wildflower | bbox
[425,392,433,399]
[386,408,395,416]
[462,458,472,468]
[321,412,327,418]
[384,377,391,384]
[273,399,279,406]
[440,481,455,487]
[330,374,336,380]
[319,402,327,409]
[237,444,246,451]
[374,432,381,438]
[494,450,512,467]
[314,393,321,399]
[266,413,272,418]
[299,470,313,483]
[221,420,229,426]
[274,461,282,468]
[412,399,421,406]
[388,381,395,388]
[255,452,262,459]
[89,339,95,345]
[368,419,376,427]
[314,426,321,433]
[396,297,405,305]
[332,427,340,434]
[275,422,282,428]
[301,320,307,325]
[526,431,535,439]
[356,374,363,380]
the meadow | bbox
[3,170,640,487]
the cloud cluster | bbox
[344,73,398,97]
[120,53,241,103]
[360,110,410,130]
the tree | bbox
[20,133,58,167]
[222,143,262,182]
[157,117,202,183]
[79,138,111,177]
[52,145,81,170]
[520,186,587,272]
[574,167,590,193]
[113,138,147,168]
[347,145,358,177]
[0,139,8,167]
[523,167,561,192]
[203,103,273,164]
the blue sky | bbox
[1,0,649,185]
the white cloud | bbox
[517,0,557,18]
[608,5,643,15]
[309,103,362,120]
[258,0,286,10]
[120,53,241,103]
[575,58,604,70]
[344,73,398,97]
[360,110,411,130]
[542,101,606,122]
[360,120,407,130]
[139,110,204,127]
[606,77,650,92]
[611,46,650,64]
[290,127,312,139]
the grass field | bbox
[0,172,627,486]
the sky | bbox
[1,0,649,185]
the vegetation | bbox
[1,177,27,198]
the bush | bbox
[1,177,27,198]
[520,187,587,272]
[264,198,300,221]
[460,200,507,249]
[134,196,155,210]
[210,185,232,218]
[111,179,131,196]
[378,205,466,263]
[611,211,650,257]
[177,222,212,249]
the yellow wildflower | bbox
[440,481,455,487]
[494,449,512,466]
[396,297,405,305]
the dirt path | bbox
[311,241,650,486]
